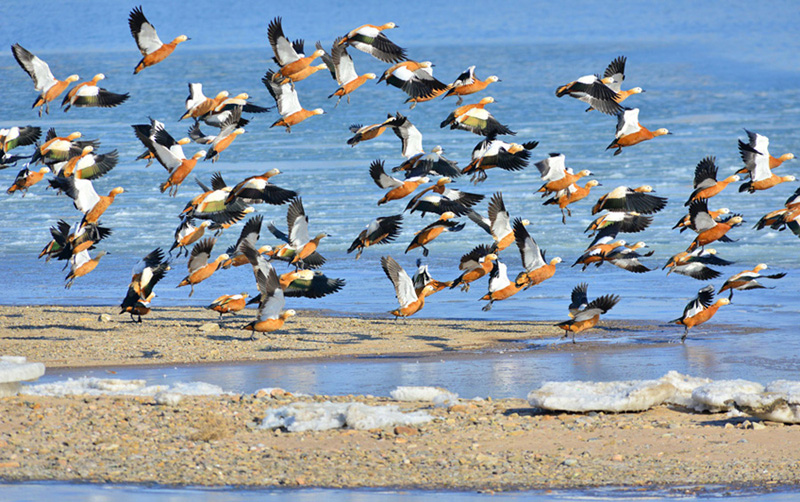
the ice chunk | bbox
[0,356,46,397]
[22,377,226,397]
[527,379,676,412]
[390,386,458,406]
[690,380,764,412]
[261,401,432,432]
[661,371,713,410]
[0,356,46,382]
[733,381,800,424]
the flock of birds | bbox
[2,8,797,343]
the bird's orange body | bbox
[676,302,725,330]
[560,314,600,334]
[689,223,735,251]
[135,40,182,74]
[379,178,426,205]
[242,311,295,333]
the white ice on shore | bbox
[0,356,47,397]
[260,401,433,432]
[732,380,800,424]
[527,372,775,414]
[661,371,713,409]
[0,356,46,383]
[690,380,765,412]
[390,386,458,406]
[527,378,676,413]
[21,377,227,397]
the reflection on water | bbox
[35,322,800,399]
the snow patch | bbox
[261,401,433,432]
[390,386,458,406]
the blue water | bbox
[3,0,800,498]
[2,483,797,501]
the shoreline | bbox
[0,305,571,369]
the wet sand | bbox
[1,305,798,491]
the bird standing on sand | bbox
[120,248,169,322]
[206,293,249,319]
[129,6,188,74]
[240,241,295,339]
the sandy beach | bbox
[1,305,799,491]
[0,305,567,368]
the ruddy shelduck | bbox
[607,108,670,155]
[348,214,403,260]
[405,212,465,257]
[443,66,500,105]
[381,256,436,318]
[338,23,406,63]
[176,238,228,297]
[450,245,497,292]
[6,167,49,196]
[686,199,743,252]
[671,285,729,342]
[556,292,620,342]
[11,43,79,116]
[129,6,189,74]
[467,192,527,251]
[719,264,785,299]
[262,70,324,132]
[685,156,739,205]
[663,248,732,281]
[120,248,169,322]
[61,73,129,111]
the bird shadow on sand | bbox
[2,334,75,341]
[697,416,753,428]
[502,407,548,417]
[8,324,108,333]
[438,324,536,336]
[257,345,317,353]
[327,332,383,344]
[204,334,248,342]
[409,334,449,342]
